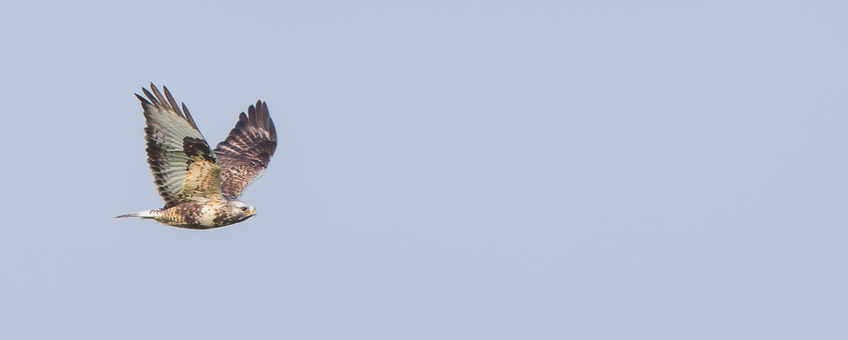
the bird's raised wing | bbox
[138,83,224,208]
[213,100,277,199]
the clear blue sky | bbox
[1,1,846,339]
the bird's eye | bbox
[240,207,248,212]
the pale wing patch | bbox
[181,158,222,202]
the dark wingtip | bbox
[257,100,276,141]
[163,86,183,116]
[181,102,199,131]
[139,83,199,130]
[135,93,151,105]
[248,100,275,141]
[255,100,269,132]
[247,103,258,129]
[141,87,157,104]
[148,83,172,111]
[268,116,277,141]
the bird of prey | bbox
[117,83,277,229]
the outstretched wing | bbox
[213,100,277,200]
[138,83,224,208]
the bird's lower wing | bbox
[138,84,224,208]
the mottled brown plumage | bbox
[117,83,278,229]
[214,101,277,200]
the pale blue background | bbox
[1,1,846,339]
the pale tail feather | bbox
[116,209,163,219]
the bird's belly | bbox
[156,202,228,229]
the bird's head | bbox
[230,201,256,221]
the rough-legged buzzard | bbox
[117,83,277,229]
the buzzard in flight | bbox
[118,83,277,229]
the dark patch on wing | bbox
[183,137,217,164]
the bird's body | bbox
[119,201,253,229]
[118,84,277,229]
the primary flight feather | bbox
[118,83,277,229]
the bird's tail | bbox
[115,209,162,219]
